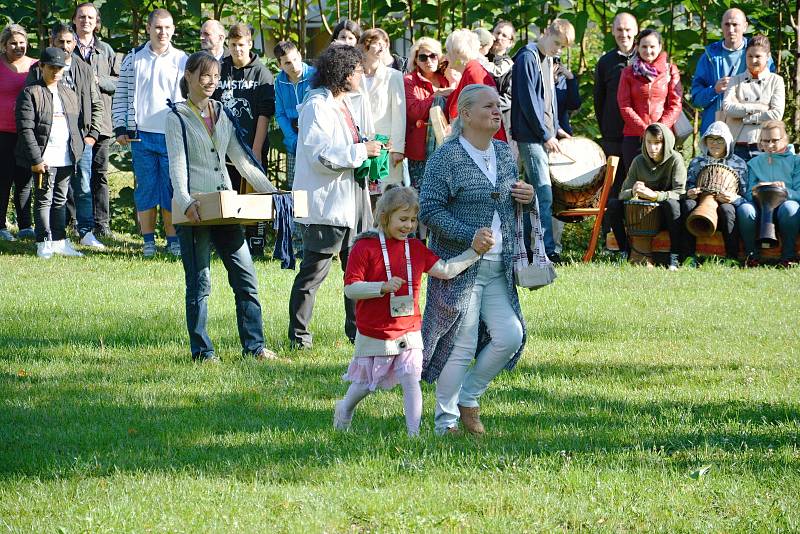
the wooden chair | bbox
[555,155,619,262]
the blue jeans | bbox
[71,142,95,234]
[518,141,555,255]
[737,200,800,260]
[177,224,265,359]
[434,260,524,434]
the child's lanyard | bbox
[378,231,413,301]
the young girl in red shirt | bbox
[334,186,493,436]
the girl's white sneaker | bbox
[36,240,53,259]
[53,239,84,257]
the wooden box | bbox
[172,190,308,226]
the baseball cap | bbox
[40,47,68,68]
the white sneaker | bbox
[36,240,53,259]
[53,239,84,257]
[80,231,106,249]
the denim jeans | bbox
[518,141,556,255]
[91,138,111,232]
[737,200,800,260]
[34,166,72,242]
[177,224,265,359]
[68,142,95,235]
[434,260,524,434]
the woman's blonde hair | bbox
[445,84,499,142]
[445,28,481,65]
[0,24,27,49]
[409,36,443,70]
[373,186,419,231]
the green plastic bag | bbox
[355,134,390,187]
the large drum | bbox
[753,184,788,248]
[624,199,662,265]
[686,163,740,237]
[549,137,607,220]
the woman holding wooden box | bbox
[165,50,278,363]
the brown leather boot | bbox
[458,404,485,435]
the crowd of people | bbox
[1,6,799,434]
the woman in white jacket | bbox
[289,45,383,350]
[722,34,785,161]
[357,28,406,188]
[165,51,277,363]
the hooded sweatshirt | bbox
[619,122,687,201]
[745,149,800,202]
[686,120,747,205]
[214,52,275,147]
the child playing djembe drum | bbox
[678,121,748,263]
[606,123,686,269]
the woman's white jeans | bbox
[434,259,524,434]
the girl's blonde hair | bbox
[445,28,481,65]
[373,186,419,231]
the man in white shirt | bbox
[112,8,187,257]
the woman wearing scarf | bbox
[617,29,683,172]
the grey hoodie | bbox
[685,121,747,202]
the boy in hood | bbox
[606,122,686,268]
[679,121,747,262]
[736,119,800,267]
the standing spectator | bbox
[420,85,534,435]
[737,120,800,268]
[72,2,118,239]
[404,37,453,191]
[511,19,575,261]
[16,48,85,259]
[721,35,785,162]
[485,21,515,141]
[288,45,383,350]
[27,24,104,249]
[112,8,187,258]
[357,28,406,187]
[274,40,315,254]
[617,29,682,172]
[691,8,774,136]
[0,24,36,241]
[473,28,494,57]
[166,51,278,362]
[594,12,638,195]
[200,20,227,62]
[554,56,581,135]
[444,29,506,142]
[215,22,275,189]
[331,19,362,47]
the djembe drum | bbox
[753,184,788,248]
[549,137,606,221]
[624,199,662,264]
[685,164,740,237]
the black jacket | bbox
[15,81,84,167]
[26,58,103,141]
[73,37,118,138]
[214,52,275,149]
[593,48,633,142]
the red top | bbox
[0,60,35,133]
[404,70,450,161]
[344,235,440,340]
[446,59,507,142]
[617,52,683,138]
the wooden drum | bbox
[549,137,607,221]
[686,164,740,237]
[624,200,662,264]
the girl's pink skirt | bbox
[342,348,423,391]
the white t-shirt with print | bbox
[42,87,72,168]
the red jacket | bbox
[404,70,450,162]
[446,59,507,142]
[617,52,683,138]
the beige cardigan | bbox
[721,70,785,145]
[165,100,276,215]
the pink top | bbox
[0,60,35,133]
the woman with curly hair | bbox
[288,45,384,350]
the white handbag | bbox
[513,197,556,290]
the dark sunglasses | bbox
[417,52,438,62]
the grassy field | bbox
[1,168,800,531]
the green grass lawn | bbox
[1,251,799,532]
[1,169,799,531]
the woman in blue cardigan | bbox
[419,84,534,435]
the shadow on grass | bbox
[2,358,798,481]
